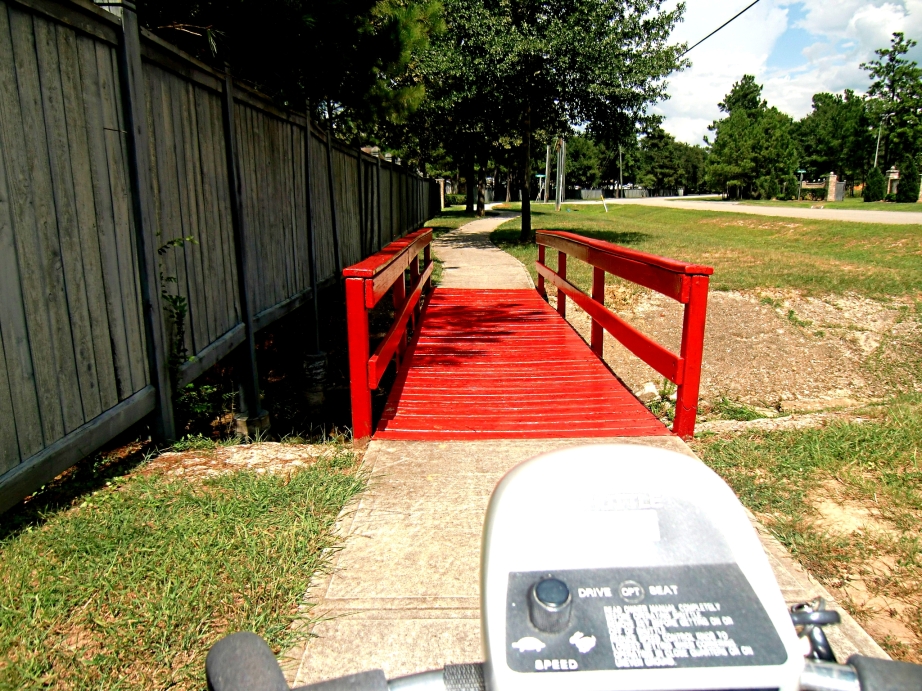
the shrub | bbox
[864,166,885,202]
[895,157,920,203]
[444,193,466,206]
[755,175,779,200]
[780,174,799,200]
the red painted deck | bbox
[374,288,670,440]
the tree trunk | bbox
[477,160,486,217]
[465,152,475,212]
[520,100,533,242]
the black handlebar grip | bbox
[848,655,922,691]
[444,664,485,691]
[206,632,289,691]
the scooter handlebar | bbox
[207,633,922,691]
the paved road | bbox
[598,197,922,225]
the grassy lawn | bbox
[490,203,922,297]
[690,396,922,662]
[0,442,364,691]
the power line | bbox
[680,0,762,57]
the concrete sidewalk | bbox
[286,217,887,685]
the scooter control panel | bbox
[480,445,804,691]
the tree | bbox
[418,0,685,240]
[565,134,604,188]
[705,76,799,198]
[636,126,682,189]
[895,156,920,202]
[864,167,886,202]
[794,91,874,183]
[861,32,922,171]
[137,0,444,143]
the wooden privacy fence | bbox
[0,0,440,513]
[535,231,712,437]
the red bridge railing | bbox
[535,231,713,438]
[344,228,434,441]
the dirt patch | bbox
[806,484,922,662]
[551,286,920,412]
[142,442,358,480]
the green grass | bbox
[738,198,922,212]
[692,396,922,661]
[708,397,767,421]
[490,203,922,297]
[0,450,364,691]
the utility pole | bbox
[874,114,890,169]
[544,144,552,203]
[555,138,565,211]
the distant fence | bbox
[0,0,439,513]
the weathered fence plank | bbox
[0,5,45,463]
[0,0,439,513]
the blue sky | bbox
[655,0,922,144]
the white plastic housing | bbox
[481,444,804,691]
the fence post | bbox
[221,67,270,437]
[673,275,710,438]
[357,153,367,255]
[325,125,342,272]
[116,2,175,441]
[303,113,327,405]
[376,155,383,250]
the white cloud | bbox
[654,0,922,144]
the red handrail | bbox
[345,228,434,441]
[535,231,713,438]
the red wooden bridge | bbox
[344,228,713,442]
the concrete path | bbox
[605,197,922,225]
[286,217,888,685]
[433,213,533,289]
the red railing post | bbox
[557,252,567,318]
[409,250,421,325]
[392,270,408,360]
[424,245,432,292]
[590,266,604,357]
[346,277,373,441]
[673,275,710,438]
[537,245,546,298]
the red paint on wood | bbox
[536,262,684,383]
[536,230,713,276]
[673,275,710,438]
[345,230,434,440]
[375,289,668,440]
[346,277,373,440]
[368,261,433,388]
[534,232,713,437]
[591,266,604,357]
[557,252,567,318]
